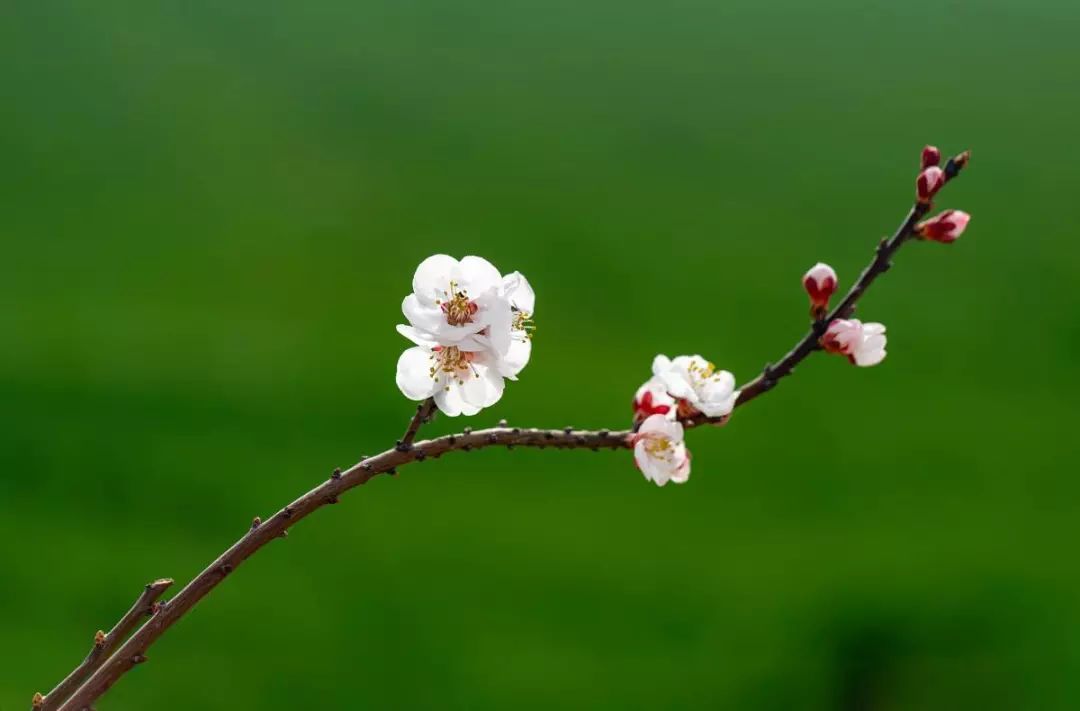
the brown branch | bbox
[397,397,436,451]
[685,149,970,426]
[46,148,970,709]
[35,578,173,711]
[52,426,630,711]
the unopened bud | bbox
[802,262,838,319]
[94,629,107,647]
[916,166,946,203]
[916,209,971,243]
[32,692,45,709]
[921,145,941,170]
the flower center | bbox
[437,281,478,327]
[512,307,536,339]
[686,359,718,385]
[428,346,474,388]
[644,435,675,460]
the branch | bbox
[685,149,970,426]
[44,148,970,709]
[51,426,630,711]
[34,578,173,711]
[397,397,436,451]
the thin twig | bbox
[685,150,969,425]
[48,150,969,709]
[35,579,173,711]
[398,397,436,451]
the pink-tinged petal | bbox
[916,166,945,203]
[921,145,941,170]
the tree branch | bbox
[43,149,969,710]
[685,150,969,426]
[35,578,173,711]
[51,426,630,711]
[397,397,436,451]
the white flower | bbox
[820,319,887,367]
[496,270,535,380]
[651,355,738,419]
[396,255,536,416]
[632,377,677,426]
[633,414,691,486]
[402,254,513,354]
[395,326,505,416]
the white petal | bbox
[457,256,503,294]
[500,337,532,380]
[479,289,513,355]
[651,354,673,376]
[669,447,691,484]
[396,347,438,401]
[862,322,886,336]
[412,255,458,305]
[396,324,438,348]
[402,294,446,334]
[503,271,536,314]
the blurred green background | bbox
[2,0,1076,709]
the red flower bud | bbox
[921,145,941,170]
[802,262,838,319]
[916,166,945,203]
[916,209,971,243]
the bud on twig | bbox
[916,166,945,203]
[94,630,107,648]
[32,692,45,709]
[920,145,941,170]
[802,262,838,320]
[916,209,971,243]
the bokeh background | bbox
[2,1,1077,709]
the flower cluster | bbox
[915,145,973,241]
[800,262,889,367]
[395,255,535,416]
[630,355,739,486]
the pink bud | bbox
[921,145,941,170]
[820,318,861,356]
[802,262,838,318]
[916,210,971,243]
[916,166,945,203]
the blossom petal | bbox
[412,254,459,305]
[503,271,536,314]
[457,256,503,295]
[396,347,437,401]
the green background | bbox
[2,1,1076,709]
